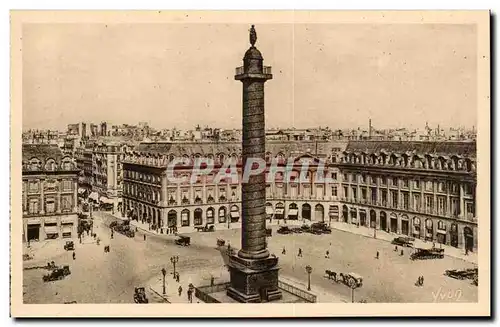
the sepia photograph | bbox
[10,10,490,317]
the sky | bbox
[22,23,477,131]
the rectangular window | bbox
[359,175,365,184]
[45,198,56,213]
[402,179,409,188]
[451,198,460,216]
[414,194,421,211]
[28,181,39,193]
[451,183,459,195]
[402,192,409,210]
[371,188,377,204]
[343,173,348,182]
[62,180,73,191]
[381,190,387,205]
[391,178,398,186]
[425,195,433,213]
[425,181,433,192]
[380,177,387,185]
[464,183,473,195]
[331,186,337,197]
[438,196,446,215]
[391,191,398,208]
[466,202,474,219]
[343,186,348,199]
[413,180,420,189]
[351,187,357,201]
[361,188,367,201]
[28,199,39,214]
[331,172,337,180]
[61,195,73,211]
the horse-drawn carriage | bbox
[42,265,71,282]
[410,247,444,260]
[217,238,226,247]
[324,270,363,288]
[134,287,149,303]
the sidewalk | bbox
[329,221,478,264]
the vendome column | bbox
[226,25,282,303]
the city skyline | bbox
[23,23,477,131]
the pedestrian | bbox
[210,276,215,287]
[465,248,469,256]
[178,285,183,296]
[376,251,379,259]
[144,234,146,241]
[325,250,330,259]
[420,276,424,286]
[400,249,404,256]
[282,247,286,255]
[394,245,398,252]
[298,248,302,257]
[187,289,192,303]
[176,272,180,283]
[72,251,76,260]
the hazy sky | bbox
[22,23,477,131]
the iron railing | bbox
[278,280,317,303]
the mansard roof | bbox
[345,141,476,157]
[22,144,63,163]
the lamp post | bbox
[170,256,179,279]
[161,267,167,295]
[305,265,313,291]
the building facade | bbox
[336,141,477,252]
[22,144,79,242]
[121,140,477,252]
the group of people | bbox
[415,276,425,287]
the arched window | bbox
[45,159,57,171]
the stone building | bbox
[22,144,79,242]
[337,141,477,252]
[121,141,346,233]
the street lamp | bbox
[170,256,179,279]
[305,265,313,291]
[161,267,167,295]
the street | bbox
[23,212,478,304]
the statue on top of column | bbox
[249,24,257,47]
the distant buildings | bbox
[22,144,79,242]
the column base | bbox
[226,254,282,303]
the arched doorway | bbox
[425,219,433,241]
[315,204,324,222]
[390,213,398,233]
[288,203,298,220]
[206,207,215,225]
[167,210,177,228]
[342,205,349,223]
[218,207,227,223]
[412,217,421,238]
[275,202,284,220]
[181,209,190,227]
[450,223,458,247]
[359,209,367,227]
[266,202,274,221]
[194,208,203,226]
[401,215,409,235]
[370,210,377,228]
[302,204,311,220]
[380,211,387,231]
[230,205,240,222]
[464,227,474,252]
[350,208,357,225]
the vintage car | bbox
[109,221,118,229]
[134,287,149,303]
[391,237,415,247]
[444,267,478,280]
[42,265,71,282]
[195,224,215,232]
[310,222,332,234]
[175,236,191,246]
[338,272,363,288]
[64,241,75,251]
[114,223,135,238]
[216,238,226,247]
[410,247,445,260]
[277,226,292,235]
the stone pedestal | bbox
[226,255,282,303]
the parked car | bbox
[42,265,71,282]
[391,237,415,247]
[195,224,215,232]
[134,287,149,303]
[410,247,445,260]
[445,267,478,280]
[64,241,74,251]
[277,226,292,235]
[310,222,332,234]
[175,236,191,246]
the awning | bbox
[100,196,114,204]
[275,209,284,215]
[44,226,59,234]
[437,230,447,234]
[288,209,298,216]
[230,212,240,218]
[89,192,99,201]
[266,207,274,215]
